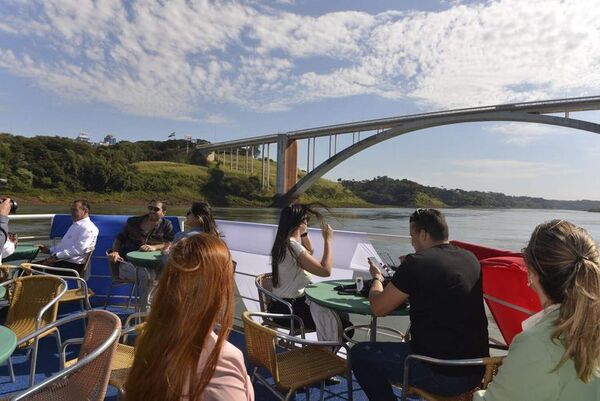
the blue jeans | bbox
[350,342,483,401]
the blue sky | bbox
[1,0,600,200]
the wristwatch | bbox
[372,275,384,284]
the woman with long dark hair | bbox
[125,234,253,401]
[474,220,600,400]
[178,201,220,240]
[269,203,352,340]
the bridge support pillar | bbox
[276,134,298,195]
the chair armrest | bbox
[35,278,67,328]
[23,263,81,278]
[16,311,88,348]
[122,311,150,343]
[24,263,91,309]
[247,312,343,349]
[124,311,150,327]
[256,312,306,339]
[60,338,84,368]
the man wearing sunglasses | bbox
[107,200,174,311]
[351,208,489,401]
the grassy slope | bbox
[16,158,371,207]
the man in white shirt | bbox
[37,199,99,276]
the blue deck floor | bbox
[0,303,407,400]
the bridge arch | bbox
[279,111,600,204]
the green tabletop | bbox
[0,326,17,364]
[0,286,5,298]
[126,251,163,270]
[3,245,39,263]
[305,279,409,316]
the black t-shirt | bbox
[391,243,489,375]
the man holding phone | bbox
[350,208,489,401]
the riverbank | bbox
[6,161,372,209]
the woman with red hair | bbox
[125,234,253,401]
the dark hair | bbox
[73,199,90,212]
[271,203,326,287]
[149,199,166,211]
[409,208,448,241]
[523,219,600,382]
[190,201,220,237]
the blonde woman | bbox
[474,220,600,400]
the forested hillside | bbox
[0,133,210,192]
[340,176,600,211]
[0,133,367,207]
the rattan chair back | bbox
[243,311,280,383]
[406,356,504,401]
[5,275,63,345]
[11,310,121,401]
[256,272,274,312]
[243,311,352,401]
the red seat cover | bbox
[451,241,542,345]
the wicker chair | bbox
[0,275,67,386]
[255,273,312,337]
[401,355,505,401]
[64,311,148,398]
[243,311,352,401]
[21,258,95,313]
[6,310,121,401]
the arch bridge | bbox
[195,96,600,206]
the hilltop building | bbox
[75,132,90,143]
[103,134,117,145]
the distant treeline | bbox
[0,133,210,192]
[340,176,600,211]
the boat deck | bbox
[0,303,409,401]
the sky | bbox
[1,0,600,201]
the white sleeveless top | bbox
[272,238,311,299]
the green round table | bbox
[3,245,39,263]
[0,326,17,364]
[305,279,409,341]
[0,286,5,298]
[126,251,163,270]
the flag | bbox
[168,132,176,138]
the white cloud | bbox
[450,158,578,179]
[202,113,232,125]
[487,122,570,144]
[1,0,600,120]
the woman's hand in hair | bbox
[321,223,333,241]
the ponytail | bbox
[553,256,600,382]
[524,220,600,382]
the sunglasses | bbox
[148,206,161,212]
